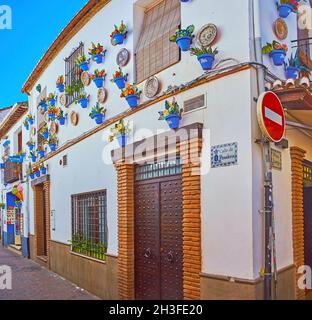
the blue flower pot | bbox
[176,36,192,52]
[39,150,45,158]
[41,104,47,113]
[42,131,49,140]
[28,118,34,125]
[57,83,65,93]
[117,134,127,147]
[0,163,5,169]
[113,33,124,45]
[35,171,40,178]
[30,173,35,180]
[165,114,181,129]
[40,167,47,175]
[93,54,103,64]
[16,203,22,209]
[48,113,56,121]
[80,61,89,71]
[114,77,126,90]
[19,154,25,162]
[125,95,139,108]
[94,113,104,125]
[28,144,35,151]
[270,49,286,66]
[58,117,66,125]
[197,54,215,70]
[286,66,300,79]
[93,77,104,88]
[278,4,294,18]
[49,98,56,106]
[24,123,29,131]
[31,156,37,163]
[79,98,88,108]
[49,144,57,152]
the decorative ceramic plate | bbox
[117,48,130,67]
[81,71,91,87]
[97,88,107,104]
[59,93,67,107]
[196,24,218,47]
[70,111,79,126]
[44,111,50,123]
[49,121,59,135]
[144,76,160,99]
[274,18,288,40]
[30,127,36,137]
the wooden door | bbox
[304,186,312,271]
[135,175,183,300]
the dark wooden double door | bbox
[304,186,312,271]
[135,175,183,300]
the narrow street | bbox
[0,245,98,300]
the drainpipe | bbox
[252,0,273,300]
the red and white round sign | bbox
[257,91,285,142]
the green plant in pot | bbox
[89,103,106,125]
[170,25,195,52]
[190,46,218,70]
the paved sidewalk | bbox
[0,245,99,300]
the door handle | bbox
[166,251,174,263]
[144,248,152,259]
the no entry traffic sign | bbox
[257,91,285,142]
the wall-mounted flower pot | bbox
[42,131,49,140]
[80,61,89,71]
[117,134,127,147]
[28,118,34,125]
[49,98,56,106]
[39,150,45,158]
[41,104,47,112]
[286,66,300,79]
[19,154,25,162]
[79,98,88,109]
[113,33,125,45]
[24,123,29,131]
[31,156,37,163]
[30,173,35,180]
[49,144,57,152]
[28,144,35,151]
[114,77,126,90]
[58,117,66,125]
[48,113,56,121]
[270,49,286,66]
[278,4,294,18]
[176,36,192,51]
[165,114,181,129]
[35,171,40,178]
[40,167,47,175]
[125,95,139,108]
[0,163,5,169]
[197,54,215,70]
[16,203,22,209]
[57,83,65,93]
[93,54,103,64]
[94,113,104,125]
[93,77,104,88]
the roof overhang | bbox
[21,0,111,95]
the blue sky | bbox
[0,0,88,108]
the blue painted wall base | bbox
[22,236,29,258]
[2,231,8,247]
[6,224,14,246]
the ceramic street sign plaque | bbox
[211,142,238,168]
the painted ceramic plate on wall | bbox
[117,48,130,67]
[97,88,107,104]
[144,76,160,99]
[81,71,91,86]
[70,111,79,126]
[49,121,59,135]
[196,24,218,47]
[273,18,288,40]
[30,127,36,137]
[59,93,67,107]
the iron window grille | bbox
[65,42,84,107]
[303,161,312,185]
[135,158,182,181]
[71,190,107,261]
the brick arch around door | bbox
[113,123,203,300]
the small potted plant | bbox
[56,75,65,93]
[108,119,130,147]
[23,119,29,130]
[111,68,127,90]
[0,203,5,209]
[170,25,195,52]
[91,69,106,88]
[15,200,22,209]
[37,146,45,159]
[29,151,37,163]
[89,103,106,125]
[27,166,35,180]
[48,134,58,152]
[88,42,106,64]
[27,139,35,151]
[48,93,57,106]
[32,165,40,178]
[38,98,48,113]
[26,114,34,125]
[110,21,127,45]
[18,151,26,162]
[47,106,57,121]
[159,97,183,130]
[56,108,65,125]
[190,46,218,70]
[120,84,141,108]
[75,53,89,71]
[40,163,47,175]
[285,53,300,79]
[39,125,49,140]
[277,0,299,18]
[75,93,89,109]
[262,41,288,66]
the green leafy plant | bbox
[89,103,106,119]
[158,97,183,120]
[262,40,288,54]
[170,25,195,42]
[65,79,84,97]
[27,139,35,146]
[110,20,127,38]
[88,42,106,56]
[91,69,106,80]
[108,120,130,142]
[48,134,58,145]
[190,46,218,56]
[75,53,87,66]
[74,92,89,104]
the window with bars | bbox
[71,190,107,261]
[303,162,312,185]
[65,43,84,107]
[135,0,181,84]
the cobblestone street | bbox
[0,245,99,300]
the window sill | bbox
[69,250,107,265]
